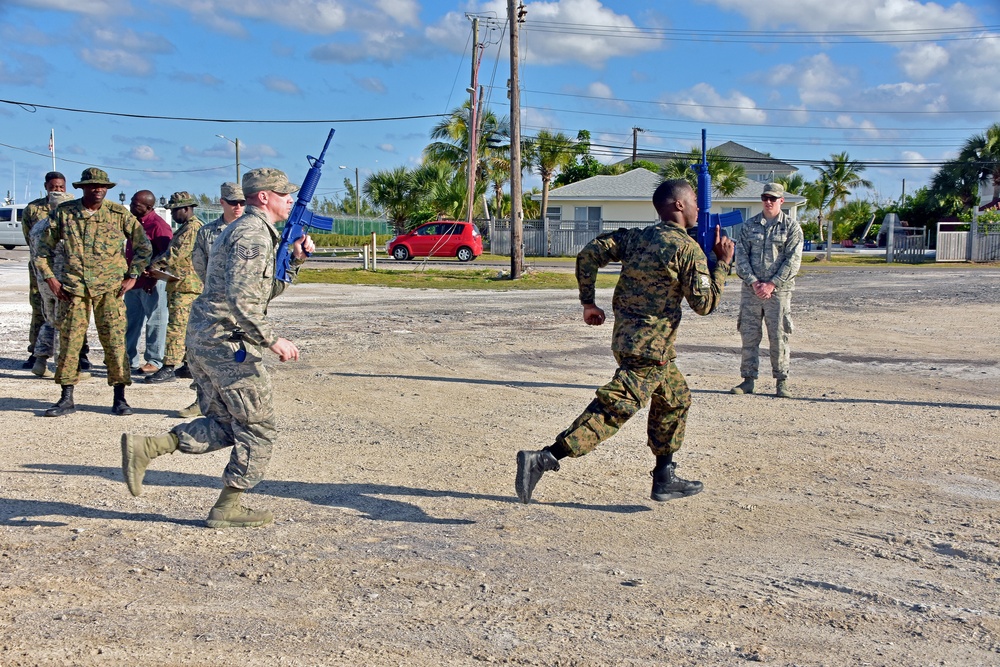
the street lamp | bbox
[339,165,360,219]
[216,134,240,182]
[119,192,126,204]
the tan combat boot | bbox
[731,378,755,394]
[775,379,792,398]
[177,401,201,418]
[120,432,179,496]
[206,486,273,529]
[31,356,52,377]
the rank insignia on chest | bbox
[236,244,261,260]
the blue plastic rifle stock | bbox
[275,128,336,283]
[691,129,742,269]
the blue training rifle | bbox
[690,128,743,269]
[275,128,336,283]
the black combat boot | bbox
[78,353,92,371]
[22,354,36,369]
[650,459,703,502]
[145,365,176,384]
[112,384,133,416]
[44,385,76,417]
[173,363,192,379]
[515,449,560,503]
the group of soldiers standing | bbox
[20,165,314,528]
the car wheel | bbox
[2,245,14,250]
[456,246,474,262]
[392,246,410,261]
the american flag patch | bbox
[236,244,260,260]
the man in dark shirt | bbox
[125,190,172,374]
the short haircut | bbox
[45,171,66,183]
[652,178,693,210]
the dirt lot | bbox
[1,249,999,666]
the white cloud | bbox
[426,0,663,66]
[707,0,976,33]
[80,48,152,76]
[310,31,418,65]
[160,0,348,35]
[352,76,387,94]
[377,143,396,153]
[0,53,49,86]
[666,83,767,124]
[372,0,420,26]
[821,114,882,139]
[92,26,174,55]
[768,53,851,108]
[169,71,223,87]
[9,0,131,15]
[261,76,302,96]
[897,43,950,80]
[126,145,159,161]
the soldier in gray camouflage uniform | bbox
[174,182,245,418]
[27,191,78,378]
[122,168,315,529]
[515,179,735,504]
[34,167,152,417]
[731,182,803,398]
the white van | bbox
[0,205,28,249]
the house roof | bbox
[538,168,805,207]
[620,140,796,175]
[543,167,663,201]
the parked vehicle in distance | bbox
[0,205,28,249]
[386,220,483,262]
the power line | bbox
[0,140,230,175]
[0,98,448,124]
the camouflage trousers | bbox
[55,290,130,386]
[555,353,691,458]
[32,275,65,359]
[27,260,44,354]
[164,290,198,366]
[737,286,794,380]
[171,338,276,490]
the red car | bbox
[386,220,483,262]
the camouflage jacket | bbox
[735,210,803,292]
[35,199,152,298]
[191,217,230,283]
[187,206,303,349]
[576,221,730,363]
[163,214,204,294]
[21,197,49,245]
[29,217,67,282]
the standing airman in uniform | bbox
[34,167,152,417]
[515,179,735,504]
[122,168,315,528]
[145,191,204,384]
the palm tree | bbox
[528,130,576,228]
[660,148,746,197]
[803,179,832,243]
[364,166,419,233]
[817,151,873,216]
[775,173,808,196]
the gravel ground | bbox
[1,249,999,666]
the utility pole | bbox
[508,1,525,279]
[466,17,480,226]
[354,167,360,219]
[631,126,644,164]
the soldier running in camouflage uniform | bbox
[122,169,315,529]
[34,168,152,417]
[731,182,803,398]
[515,179,735,504]
[145,191,204,384]
[174,182,246,418]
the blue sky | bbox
[0,0,997,206]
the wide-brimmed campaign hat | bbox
[73,167,116,189]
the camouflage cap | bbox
[220,182,244,201]
[762,182,785,198]
[73,167,116,189]
[167,191,198,209]
[242,168,299,196]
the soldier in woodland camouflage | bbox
[515,179,735,504]
[34,167,152,417]
[122,168,316,529]
[145,191,204,384]
[731,182,803,398]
